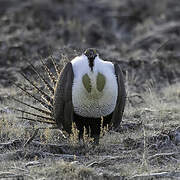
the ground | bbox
[0,0,180,179]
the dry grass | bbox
[1,0,180,178]
[0,82,180,179]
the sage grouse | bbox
[14,48,126,144]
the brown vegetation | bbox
[0,0,180,179]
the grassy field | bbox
[0,0,180,179]
[0,76,180,179]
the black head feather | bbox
[84,48,98,71]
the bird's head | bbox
[84,48,98,71]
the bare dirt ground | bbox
[0,0,180,179]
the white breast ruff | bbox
[71,55,118,118]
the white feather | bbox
[71,54,118,118]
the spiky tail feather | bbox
[26,59,54,95]
[17,116,56,125]
[40,57,57,86]
[19,72,53,106]
[14,108,54,121]
[50,55,60,77]
[12,97,52,116]
[13,82,53,112]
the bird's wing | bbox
[53,62,74,133]
[111,63,126,130]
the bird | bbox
[13,48,126,144]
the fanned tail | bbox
[13,54,61,126]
